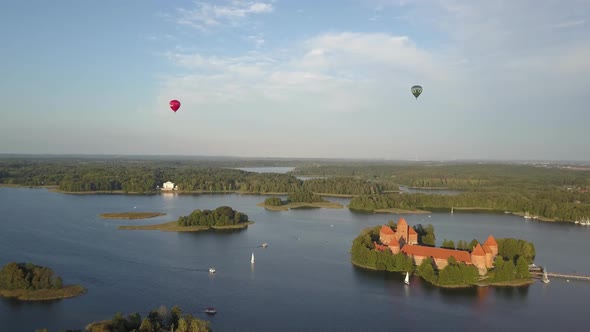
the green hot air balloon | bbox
[411,85,423,99]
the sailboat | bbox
[404,272,410,285]
[542,267,550,284]
[251,252,255,264]
[451,206,454,214]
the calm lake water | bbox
[1,188,589,331]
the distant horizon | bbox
[1,152,589,164]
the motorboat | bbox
[204,307,217,315]
[261,243,269,248]
[209,268,216,274]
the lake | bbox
[1,187,589,331]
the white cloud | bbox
[176,1,274,30]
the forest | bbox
[177,206,249,227]
[2,158,589,222]
[0,262,63,291]
[36,305,210,332]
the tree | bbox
[54,276,63,289]
[138,318,154,332]
[515,256,530,279]
[422,233,436,246]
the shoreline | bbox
[256,201,344,211]
[374,207,431,214]
[118,220,254,232]
[0,285,86,301]
[351,260,534,288]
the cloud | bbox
[175,1,273,30]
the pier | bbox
[529,265,590,281]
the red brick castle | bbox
[374,218,498,276]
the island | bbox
[0,262,86,301]
[257,191,344,211]
[118,206,254,232]
[351,217,535,288]
[36,305,211,332]
[99,212,166,219]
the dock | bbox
[529,265,590,281]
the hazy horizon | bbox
[1,1,589,160]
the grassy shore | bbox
[0,184,59,189]
[374,207,431,214]
[0,285,86,301]
[118,221,254,232]
[257,201,344,211]
[99,212,166,219]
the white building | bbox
[162,181,177,190]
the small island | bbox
[351,218,535,288]
[0,262,86,301]
[99,212,166,220]
[257,192,344,211]
[36,305,211,332]
[119,206,254,232]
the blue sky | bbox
[1,0,589,160]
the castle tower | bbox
[471,243,487,276]
[396,218,408,244]
[483,235,498,257]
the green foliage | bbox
[301,177,382,195]
[0,262,64,291]
[287,191,325,203]
[437,259,479,286]
[417,258,438,284]
[441,239,455,249]
[350,227,413,272]
[177,206,249,227]
[413,224,435,246]
[497,238,536,264]
[85,305,210,332]
[264,197,283,206]
[515,256,531,279]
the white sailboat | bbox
[251,252,255,264]
[542,267,550,284]
[404,272,410,285]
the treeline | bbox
[0,262,63,291]
[417,257,480,286]
[301,178,382,195]
[36,305,210,332]
[349,191,590,222]
[292,163,590,189]
[0,160,384,195]
[177,206,249,227]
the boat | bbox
[261,243,268,248]
[542,268,550,284]
[209,268,216,274]
[251,252,255,264]
[578,217,590,226]
[524,212,532,220]
[204,307,217,315]
[451,206,454,214]
[404,272,410,286]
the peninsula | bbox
[119,206,253,232]
[0,262,86,301]
[351,218,535,288]
[258,192,344,211]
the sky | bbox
[0,0,589,160]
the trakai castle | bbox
[374,218,498,276]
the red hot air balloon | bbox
[169,100,181,112]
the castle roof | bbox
[397,218,408,227]
[388,236,400,247]
[408,227,417,235]
[484,235,498,247]
[401,244,472,264]
[380,225,395,235]
[472,243,486,256]
[374,242,389,251]
[482,244,493,254]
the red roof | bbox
[484,235,498,247]
[401,244,472,264]
[374,242,389,251]
[408,227,417,235]
[388,237,400,247]
[380,225,394,235]
[482,244,493,254]
[472,243,485,256]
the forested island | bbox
[35,305,210,332]
[119,206,253,232]
[99,212,165,219]
[1,158,589,223]
[258,191,343,211]
[351,223,535,288]
[0,262,86,301]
